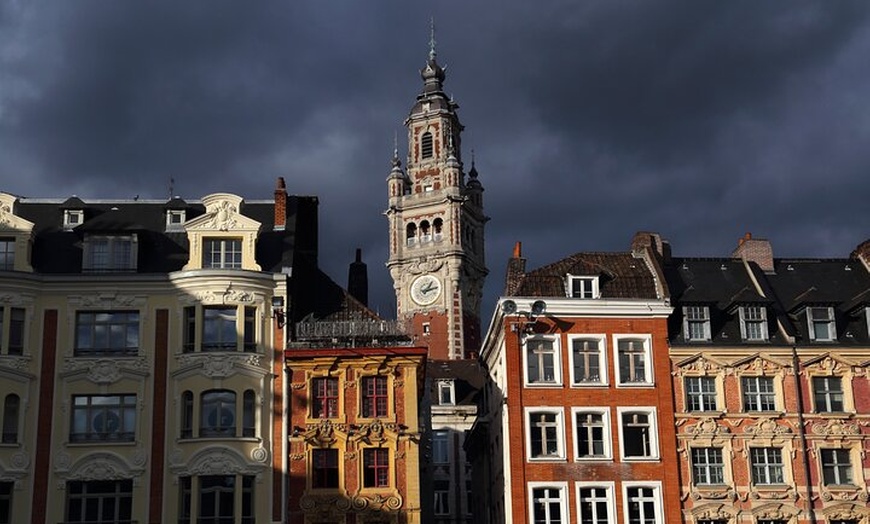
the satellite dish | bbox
[501,300,517,314]
[530,300,547,316]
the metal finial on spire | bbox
[429,17,437,61]
[471,149,476,167]
[391,131,401,168]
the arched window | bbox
[200,390,236,438]
[433,218,443,241]
[181,391,194,438]
[420,221,431,242]
[2,394,19,444]
[421,132,434,159]
[406,223,417,246]
[243,390,255,438]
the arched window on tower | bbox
[433,218,443,242]
[420,221,431,242]
[421,132,434,160]
[406,223,417,246]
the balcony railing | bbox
[291,320,411,348]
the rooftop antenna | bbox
[168,177,175,200]
[429,17,437,61]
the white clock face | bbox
[411,274,442,305]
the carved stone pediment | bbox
[684,417,730,436]
[0,193,35,232]
[811,419,860,437]
[303,419,348,446]
[184,194,261,233]
[353,420,400,444]
[61,357,150,384]
[175,353,265,379]
[674,354,726,375]
[803,354,852,373]
[57,451,146,481]
[730,354,786,374]
[820,486,869,502]
[407,257,445,275]
[751,502,799,522]
[821,502,870,522]
[743,416,792,436]
[690,490,737,502]
[351,493,403,511]
[171,447,263,476]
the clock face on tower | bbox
[410,274,442,306]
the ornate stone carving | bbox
[86,360,122,384]
[289,454,305,461]
[55,452,71,470]
[131,449,147,467]
[407,257,444,275]
[690,489,737,501]
[351,493,403,511]
[302,419,348,446]
[684,417,730,436]
[207,200,239,231]
[181,449,262,476]
[820,488,869,502]
[251,447,269,463]
[290,382,306,390]
[354,420,398,444]
[743,417,792,435]
[0,356,30,371]
[10,452,30,470]
[176,353,264,378]
[750,489,795,501]
[811,419,860,436]
[300,494,352,513]
[193,289,256,304]
[62,356,150,381]
[0,202,12,226]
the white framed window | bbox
[83,235,137,272]
[742,376,776,412]
[820,448,854,486]
[525,407,565,461]
[575,481,615,524]
[739,305,768,341]
[691,447,725,486]
[203,238,242,269]
[616,407,659,461]
[572,407,611,460]
[527,482,568,524]
[436,380,455,405]
[622,482,663,524]
[613,335,653,386]
[568,275,598,299]
[812,376,844,413]
[683,306,710,341]
[64,209,84,230]
[684,376,718,412]
[569,335,607,386]
[750,447,785,485]
[524,336,561,386]
[166,209,186,230]
[0,238,13,271]
[807,307,836,341]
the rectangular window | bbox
[527,408,564,460]
[203,238,242,269]
[70,395,136,443]
[616,337,652,385]
[202,307,238,351]
[570,336,605,385]
[0,481,11,524]
[813,376,844,413]
[685,376,717,411]
[742,376,776,412]
[198,475,255,524]
[691,448,725,485]
[750,447,784,485]
[624,484,662,524]
[361,376,388,418]
[183,306,196,353]
[75,311,139,356]
[573,409,610,460]
[1,307,25,356]
[576,484,614,524]
[529,485,567,524]
[683,306,711,341]
[821,449,853,486]
[807,307,836,341]
[740,306,768,341]
[65,480,132,524]
[437,380,455,405]
[64,209,83,229]
[570,276,597,299]
[312,449,339,489]
[312,377,339,418]
[0,239,13,270]
[526,338,559,385]
[243,307,256,352]
[434,479,450,515]
[83,235,135,272]
[432,430,450,464]
[619,409,658,460]
[363,448,389,488]
[200,390,236,438]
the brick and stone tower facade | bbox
[386,39,487,360]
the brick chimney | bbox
[504,241,527,296]
[274,177,287,231]
[348,248,368,307]
[732,232,774,272]
[851,239,870,271]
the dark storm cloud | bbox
[2,1,869,317]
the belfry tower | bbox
[386,32,488,360]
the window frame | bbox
[527,482,569,524]
[0,238,13,271]
[741,375,777,412]
[0,307,25,356]
[568,334,607,386]
[613,334,654,386]
[2,394,19,445]
[683,305,711,342]
[567,275,599,299]
[360,375,388,418]
[202,237,242,269]
[616,407,659,461]
[436,379,455,405]
[420,131,434,160]
[65,479,133,524]
[571,407,611,461]
[311,448,340,490]
[362,448,391,489]
[684,376,718,412]
[690,447,726,486]
[621,482,664,524]
[311,377,339,419]
[0,481,11,524]
[739,305,769,342]
[70,394,137,443]
[183,305,257,353]
[432,430,450,464]
[812,376,845,413]
[807,306,836,342]
[83,234,137,272]
[74,310,140,357]
[749,447,785,486]
[523,336,562,387]
[575,481,615,524]
[819,448,854,487]
[524,407,566,461]
[199,389,237,438]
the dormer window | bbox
[807,307,836,342]
[64,210,83,230]
[166,210,186,231]
[203,238,242,269]
[568,276,598,299]
[83,235,137,272]
[421,131,434,159]
[683,306,711,342]
[437,380,455,405]
[739,306,768,342]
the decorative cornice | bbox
[743,417,793,436]
[684,417,730,436]
[61,357,150,383]
[810,419,860,437]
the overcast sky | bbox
[2,1,870,318]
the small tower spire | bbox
[429,17,437,61]
[392,131,400,167]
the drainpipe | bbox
[791,345,817,524]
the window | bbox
[203,307,238,351]
[75,311,139,356]
[529,484,567,524]
[434,480,450,515]
[433,218,443,241]
[683,306,710,341]
[64,209,83,229]
[184,305,256,353]
[361,376,388,418]
[203,238,242,269]
[0,482,11,524]
[437,380,455,405]
[750,447,784,485]
[0,239,12,270]
[742,376,776,412]
[813,376,844,412]
[616,336,652,385]
[569,276,598,299]
[363,448,390,488]
[70,394,136,443]
[406,223,417,246]
[570,336,605,385]
[0,307,25,356]
[166,209,186,230]
[685,376,717,411]
[432,430,450,464]
[807,307,836,341]
[619,409,658,460]
[190,475,255,524]
[2,394,19,444]
[242,390,255,438]
[421,131,434,159]
[200,390,236,438]
[181,391,194,439]
[312,377,339,419]
[525,337,560,385]
[573,409,610,460]
[740,306,768,341]
[820,449,853,486]
[83,235,136,272]
[420,221,431,242]
[312,449,339,489]
[623,484,662,524]
[691,448,725,485]
[576,484,615,524]
[526,408,564,460]
[66,480,132,524]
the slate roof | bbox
[511,252,658,299]
[427,359,485,408]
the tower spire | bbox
[429,17,437,61]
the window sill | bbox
[524,382,564,388]
[527,456,567,463]
[67,440,137,447]
[574,456,613,462]
[570,382,609,388]
[621,456,660,462]
[177,436,261,443]
[614,382,655,388]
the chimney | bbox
[274,177,287,231]
[732,232,774,272]
[348,248,368,307]
[504,241,527,296]
[851,239,870,271]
